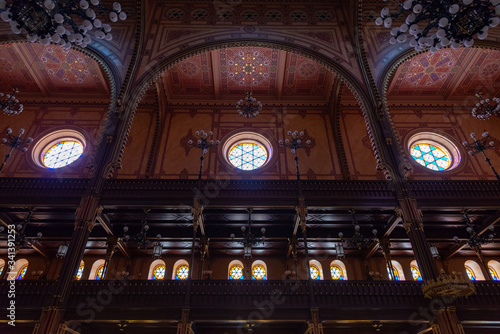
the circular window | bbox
[228,142,267,170]
[221,131,275,173]
[31,129,87,169]
[406,131,461,172]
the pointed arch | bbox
[465,260,485,281]
[329,260,347,280]
[172,259,189,280]
[89,259,106,280]
[309,259,324,280]
[228,260,245,280]
[251,260,267,280]
[148,259,166,280]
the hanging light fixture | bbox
[338,210,378,250]
[471,92,500,120]
[453,211,495,249]
[0,88,23,115]
[123,209,152,249]
[335,242,345,259]
[429,243,440,258]
[462,131,500,181]
[0,208,42,253]
[230,208,265,258]
[236,91,262,118]
[376,0,500,52]
[152,234,162,258]
[0,0,127,48]
[1,127,33,173]
[56,242,68,258]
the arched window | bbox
[13,259,29,280]
[387,260,406,281]
[31,129,87,169]
[329,260,347,280]
[172,259,189,280]
[17,265,28,280]
[464,260,485,281]
[75,261,85,280]
[251,260,267,280]
[0,259,5,276]
[488,260,500,281]
[228,260,244,280]
[309,260,324,280]
[148,259,167,280]
[410,260,422,281]
[89,259,105,281]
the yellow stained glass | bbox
[95,266,104,280]
[489,266,499,281]
[176,265,189,280]
[465,266,476,281]
[252,265,267,280]
[310,265,321,280]
[230,265,244,280]
[411,266,422,281]
[17,265,28,280]
[76,264,84,280]
[152,265,165,280]
[330,265,344,280]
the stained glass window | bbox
[411,266,422,281]
[310,265,321,280]
[229,265,244,280]
[252,265,267,280]
[410,143,451,171]
[76,264,84,280]
[387,267,400,281]
[17,265,28,280]
[95,266,104,280]
[43,140,84,169]
[330,265,344,280]
[176,265,189,280]
[465,266,476,281]
[0,264,4,276]
[228,142,267,170]
[152,265,166,280]
[489,266,498,281]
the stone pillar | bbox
[33,197,101,334]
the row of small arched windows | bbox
[1,258,499,281]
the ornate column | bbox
[33,198,102,334]
[305,308,324,334]
[102,236,118,280]
[430,307,466,334]
[177,308,195,334]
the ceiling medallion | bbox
[0,0,127,48]
[236,91,262,118]
[376,0,500,52]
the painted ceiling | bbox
[161,47,336,105]
[387,48,500,102]
[0,44,110,100]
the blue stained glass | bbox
[43,140,84,169]
[152,265,165,280]
[95,266,104,280]
[17,265,28,280]
[490,267,499,281]
[228,143,267,170]
[410,143,451,171]
[76,265,84,280]
[310,266,321,280]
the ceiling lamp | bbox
[471,92,500,119]
[376,0,500,52]
[236,92,262,118]
[230,208,265,259]
[0,88,23,115]
[0,0,127,48]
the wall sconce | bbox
[335,242,345,259]
[152,234,162,258]
[56,242,68,258]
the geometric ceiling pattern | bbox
[388,48,500,101]
[0,43,110,99]
[161,47,336,105]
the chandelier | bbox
[338,210,378,250]
[471,92,500,119]
[123,209,153,249]
[1,127,33,173]
[453,211,495,249]
[376,0,500,52]
[0,0,127,48]
[236,91,262,118]
[0,88,23,115]
[0,208,42,253]
[230,208,266,258]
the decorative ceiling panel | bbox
[387,48,500,100]
[162,47,336,104]
[0,44,110,98]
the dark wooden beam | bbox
[365,214,401,260]
[96,214,130,259]
[0,213,50,259]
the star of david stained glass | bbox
[228,142,268,171]
[410,143,451,171]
